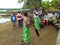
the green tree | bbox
[51,0,60,8]
[18,0,23,3]
[18,0,42,9]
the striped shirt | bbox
[17,13,22,20]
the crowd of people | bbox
[11,11,23,28]
[11,7,60,45]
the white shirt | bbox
[44,15,49,20]
[33,10,40,18]
[13,16,15,20]
[48,13,53,20]
[48,13,53,18]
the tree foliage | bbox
[18,0,60,10]
[21,0,42,9]
[18,0,23,3]
[51,0,60,8]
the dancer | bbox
[20,11,31,45]
[33,7,40,37]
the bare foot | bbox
[20,40,25,45]
[30,43,32,45]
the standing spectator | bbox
[44,12,49,25]
[17,11,23,28]
[42,7,46,14]
[11,12,16,27]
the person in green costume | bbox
[33,7,40,37]
[20,11,32,45]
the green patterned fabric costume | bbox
[34,17,40,30]
[22,26,30,43]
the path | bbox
[0,22,58,45]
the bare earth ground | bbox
[0,22,58,45]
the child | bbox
[11,12,16,27]
[17,11,23,28]
[33,7,40,37]
[44,12,49,25]
[20,11,31,45]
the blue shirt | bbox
[11,15,16,23]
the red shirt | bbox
[17,13,22,20]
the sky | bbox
[42,0,52,2]
[0,0,52,9]
[0,0,24,9]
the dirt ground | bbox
[0,22,58,45]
